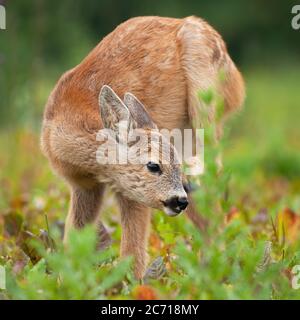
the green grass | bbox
[1,67,300,299]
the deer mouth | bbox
[161,201,183,217]
[161,196,188,217]
[163,205,183,217]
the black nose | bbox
[177,197,189,210]
[164,196,189,211]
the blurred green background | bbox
[0,0,299,187]
[0,0,299,137]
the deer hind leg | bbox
[64,182,111,249]
[117,194,151,279]
[186,193,208,232]
[182,179,208,232]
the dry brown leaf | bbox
[277,207,300,244]
[224,207,241,225]
[133,285,157,300]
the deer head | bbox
[97,85,188,216]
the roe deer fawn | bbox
[41,16,245,279]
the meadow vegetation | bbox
[1,67,300,299]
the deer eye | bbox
[146,161,161,174]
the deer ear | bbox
[99,85,130,132]
[124,92,157,129]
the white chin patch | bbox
[163,206,182,217]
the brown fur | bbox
[41,16,245,278]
